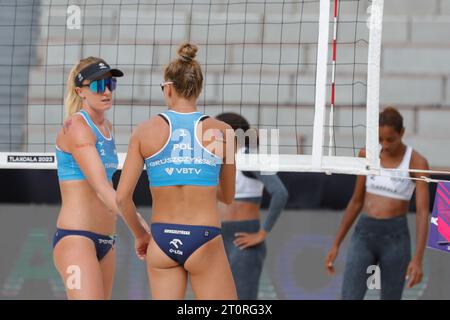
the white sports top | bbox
[235,170,264,199]
[365,145,416,201]
[235,148,264,199]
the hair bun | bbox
[177,42,198,62]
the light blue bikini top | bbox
[144,110,222,187]
[56,109,118,182]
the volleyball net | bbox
[0,0,384,175]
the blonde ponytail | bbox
[65,56,102,119]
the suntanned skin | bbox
[219,200,267,249]
[116,80,238,299]
[325,125,430,289]
[54,72,149,299]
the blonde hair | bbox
[164,42,203,99]
[65,56,103,119]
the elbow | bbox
[416,206,429,217]
[222,189,235,205]
[219,183,235,205]
[116,191,131,209]
[275,187,289,206]
[93,182,110,200]
[280,188,289,204]
[349,199,363,212]
[220,191,234,205]
[222,197,234,205]
[115,195,125,209]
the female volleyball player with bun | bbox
[326,107,430,300]
[116,42,237,299]
[215,112,289,300]
[53,57,148,299]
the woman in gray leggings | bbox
[326,107,430,300]
[216,113,289,300]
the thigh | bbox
[379,232,411,300]
[146,237,188,299]
[99,246,116,300]
[186,236,237,300]
[341,232,377,300]
[53,236,105,299]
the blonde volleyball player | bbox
[116,43,237,299]
[53,57,148,299]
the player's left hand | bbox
[406,259,423,288]
[233,230,267,249]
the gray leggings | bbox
[222,220,267,300]
[342,214,411,300]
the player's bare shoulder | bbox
[59,112,93,140]
[132,114,171,158]
[411,149,429,170]
[56,113,95,151]
[133,115,169,138]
